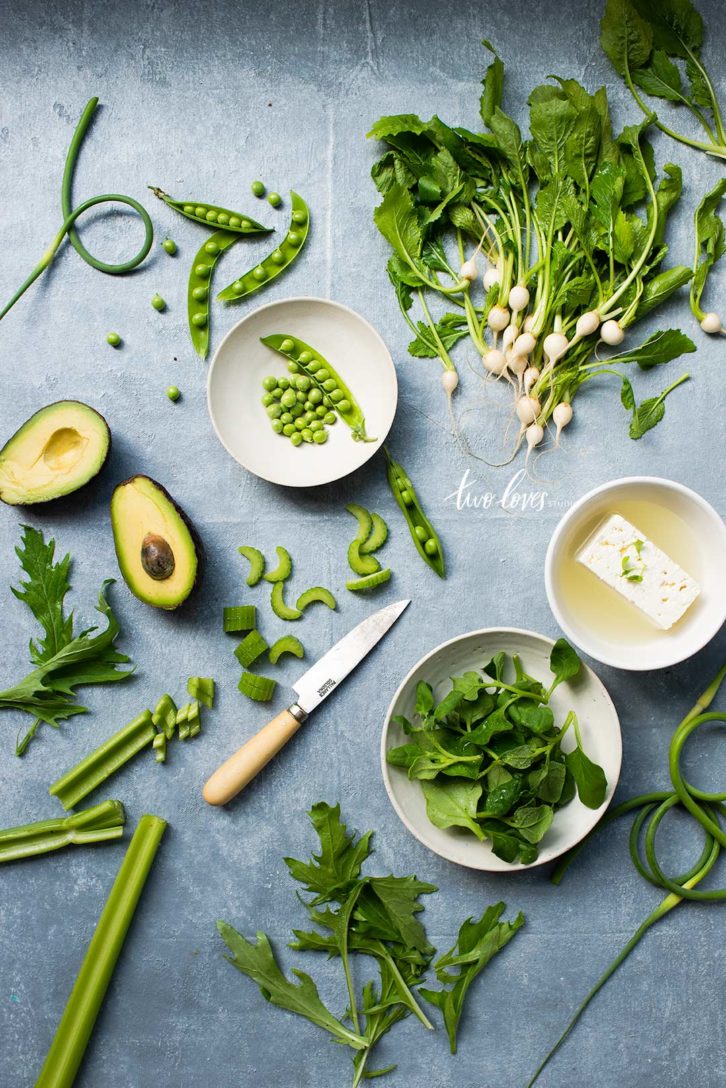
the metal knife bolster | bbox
[288,703,309,724]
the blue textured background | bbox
[1,1,724,1085]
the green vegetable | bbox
[600,0,726,162]
[0,526,133,756]
[162,237,177,255]
[267,191,282,207]
[1,97,153,323]
[238,671,277,702]
[347,538,381,576]
[148,186,271,233]
[217,191,310,302]
[268,635,305,664]
[529,662,726,1086]
[346,502,373,543]
[223,605,257,632]
[188,229,240,358]
[166,385,180,402]
[387,643,607,864]
[152,732,167,762]
[219,801,523,1086]
[261,332,373,442]
[151,292,166,311]
[690,179,726,323]
[264,546,293,583]
[106,331,121,347]
[234,630,269,668]
[385,450,444,577]
[187,676,215,708]
[296,586,337,612]
[346,568,392,592]
[621,372,690,438]
[152,694,177,739]
[251,180,265,197]
[0,799,125,865]
[270,580,302,620]
[360,512,389,554]
[35,814,166,1088]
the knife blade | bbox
[203,598,410,805]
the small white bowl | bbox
[381,627,621,872]
[545,476,726,671]
[207,296,397,488]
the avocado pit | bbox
[141,533,175,580]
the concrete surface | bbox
[0,0,724,1085]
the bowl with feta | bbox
[545,477,726,671]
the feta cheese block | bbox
[576,513,700,630]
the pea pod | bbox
[217,191,310,302]
[148,187,271,234]
[188,229,239,358]
[261,333,374,443]
[385,450,445,578]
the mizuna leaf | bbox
[11,525,73,663]
[283,802,372,904]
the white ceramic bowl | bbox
[545,477,726,672]
[207,297,397,487]
[381,627,621,872]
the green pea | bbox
[262,376,278,391]
[316,369,330,381]
[261,394,274,407]
[252,266,267,281]
[229,216,241,228]
[414,526,427,542]
[301,428,313,443]
[183,205,195,214]
[283,423,295,436]
[267,191,282,207]
[232,279,244,292]
[292,209,307,224]
[328,387,343,401]
[278,377,290,390]
[309,419,324,432]
[271,250,285,264]
[424,539,438,556]
[191,313,207,327]
[400,489,413,505]
[316,406,327,419]
[251,180,265,197]
[205,240,220,254]
[281,338,295,352]
[162,238,177,255]
[304,411,315,423]
[298,350,313,364]
[291,403,304,418]
[272,387,283,400]
[192,286,208,302]
[281,412,294,424]
[271,419,284,434]
[288,231,302,246]
[308,387,323,405]
[296,391,306,403]
[290,431,303,447]
[323,396,333,408]
[241,220,253,231]
[281,389,297,409]
[217,213,229,225]
[206,210,218,222]
[288,361,300,374]
[337,398,351,413]
[195,264,211,278]
[151,293,166,311]
[313,429,328,444]
[195,206,206,217]
[324,411,337,425]
[267,403,283,419]
[295,375,311,393]
[106,332,121,347]
[166,385,180,402]
[294,418,306,431]
[304,400,314,412]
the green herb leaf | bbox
[373,183,424,266]
[421,779,484,838]
[284,802,372,904]
[480,40,504,127]
[609,328,696,369]
[549,638,581,692]
[565,746,608,809]
[600,0,653,77]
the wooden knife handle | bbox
[202,706,306,806]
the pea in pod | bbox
[261,333,374,443]
[385,449,445,578]
[217,191,310,302]
[188,229,239,358]
[148,187,271,234]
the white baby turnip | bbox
[575,311,600,338]
[483,266,501,291]
[524,366,540,394]
[487,305,510,332]
[508,285,530,312]
[483,348,508,375]
[516,395,540,425]
[523,314,537,334]
[441,369,459,396]
[512,332,536,357]
[525,422,544,465]
[543,332,569,367]
[502,323,519,352]
[600,319,625,345]
[508,352,528,376]
[460,257,479,282]
[553,401,573,446]
[700,311,723,334]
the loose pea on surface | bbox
[166,385,181,402]
[162,238,177,255]
[308,387,322,405]
[294,418,306,431]
[324,411,337,425]
[296,391,306,403]
[313,429,328,444]
[267,403,282,419]
[337,398,351,413]
[303,411,315,423]
[262,394,274,407]
[290,431,303,446]
[301,428,313,443]
[316,406,327,419]
[271,419,284,434]
[267,191,282,207]
[290,403,303,418]
[283,423,295,436]
[272,388,283,400]
[251,180,265,197]
[278,377,291,390]
[106,332,121,347]
[151,293,166,311]
[304,401,314,412]
[281,389,297,409]
[309,419,324,432]
[295,375,311,392]
[262,376,278,391]
[281,411,293,424]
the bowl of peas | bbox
[208,297,398,487]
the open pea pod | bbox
[149,187,271,234]
[188,229,240,358]
[217,191,309,302]
[261,333,374,443]
[385,450,445,578]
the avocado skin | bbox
[0,400,111,506]
[110,475,202,610]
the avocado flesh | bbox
[0,401,110,505]
[110,475,198,610]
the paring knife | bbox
[203,598,410,805]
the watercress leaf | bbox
[633,49,684,101]
[610,328,696,369]
[460,689,495,728]
[482,652,507,683]
[509,803,554,843]
[483,776,521,817]
[487,764,512,789]
[633,0,703,57]
[600,0,653,77]
[373,183,424,266]
[509,704,555,736]
[549,638,581,692]
[502,742,542,770]
[415,680,434,717]
[283,802,372,904]
[468,709,514,747]
[565,746,608,808]
[480,39,504,127]
[452,671,484,701]
[479,822,538,864]
[560,766,577,805]
[434,687,465,722]
[532,760,566,804]
[421,779,484,839]
[634,264,692,318]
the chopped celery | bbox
[268,635,305,664]
[235,630,269,668]
[238,672,277,702]
[0,800,125,865]
[49,712,156,811]
[187,676,215,708]
[296,586,337,612]
[223,605,257,632]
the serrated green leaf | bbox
[601,0,653,76]
[284,801,372,904]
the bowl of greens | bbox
[381,628,621,871]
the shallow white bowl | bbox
[545,476,726,671]
[207,297,397,487]
[381,627,621,872]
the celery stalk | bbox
[0,800,125,864]
[35,813,167,1088]
[49,711,156,811]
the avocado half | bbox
[0,401,110,505]
[110,475,199,610]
